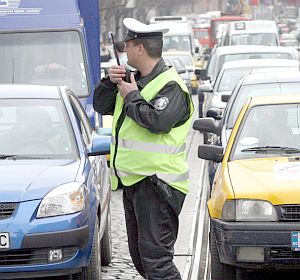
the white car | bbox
[202,58,299,117]
[205,45,298,85]
[200,58,299,143]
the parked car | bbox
[0,84,112,279]
[197,94,300,279]
[163,51,199,94]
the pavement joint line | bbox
[190,161,209,280]
[182,159,206,280]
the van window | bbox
[163,35,192,53]
[231,33,278,46]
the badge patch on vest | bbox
[154,97,169,110]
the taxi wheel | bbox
[210,229,236,280]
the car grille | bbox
[270,247,300,259]
[0,203,18,220]
[276,205,300,221]
[0,247,77,266]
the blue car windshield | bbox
[0,31,88,97]
[0,99,77,159]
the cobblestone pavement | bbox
[101,189,144,280]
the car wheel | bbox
[75,221,102,280]
[101,204,112,266]
[210,226,236,280]
[203,132,209,144]
[198,91,204,118]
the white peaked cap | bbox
[123,18,169,42]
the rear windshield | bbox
[218,52,292,73]
[227,82,300,128]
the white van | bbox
[222,20,280,46]
[150,16,197,57]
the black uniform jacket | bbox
[93,58,192,134]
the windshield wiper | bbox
[241,146,300,154]
[0,154,51,160]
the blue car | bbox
[0,85,112,279]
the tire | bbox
[75,221,102,280]
[203,132,209,144]
[210,226,236,280]
[101,204,112,266]
[198,91,204,118]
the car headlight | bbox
[222,199,278,222]
[37,182,86,218]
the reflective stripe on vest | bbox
[111,136,186,154]
[111,168,190,183]
[111,67,194,194]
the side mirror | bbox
[198,82,212,93]
[198,144,223,163]
[221,94,230,102]
[193,117,222,135]
[96,127,112,136]
[177,67,186,74]
[88,134,111,156]
[206,108,223,120]
[195,68,208,81]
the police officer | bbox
[93,18,194,280]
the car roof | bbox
[241,70,300,85]
[214,45,294,55]
[249,94,300,107]
[221,58,298,70]
[0,84,62,99]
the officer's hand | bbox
[117,73,138,99]
[108,65,126,84]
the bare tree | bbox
[100,0,196,41]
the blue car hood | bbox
[0,160,80,202]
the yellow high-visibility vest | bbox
[111,67,194,194]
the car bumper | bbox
[211,218,300,270]
[0,200,95,276]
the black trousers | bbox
[122,175,186,280]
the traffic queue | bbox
[192,9,300,280]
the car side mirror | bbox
[96,127,112,136]
[198,82,212,93]
[206,108,223,120]
[221,94,230,102]
[193,117,222,135]
[177,67,186,74]
[89,134,111,156]
[198,144,223,163]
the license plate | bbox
[0,233,9,249]
[291,231,300,251]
